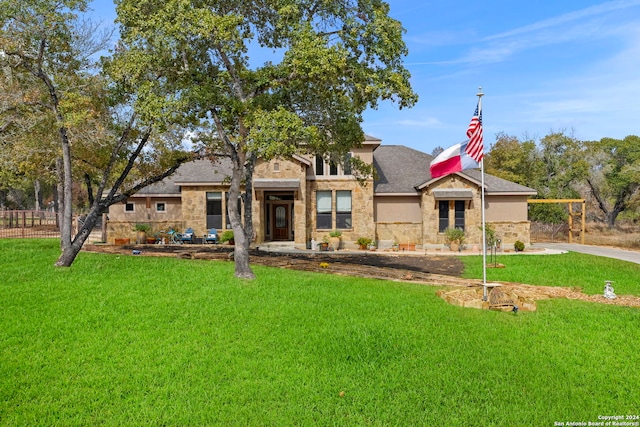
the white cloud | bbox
[485,0,640,41]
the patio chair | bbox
[180,227,195,244]
[204,228,218,244]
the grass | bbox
[1,240,639,426]
[460,251,640,296]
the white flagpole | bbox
[477,88,488,301]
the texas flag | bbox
[429,140,480,179]
[430,102,483,179]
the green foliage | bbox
[585,135,640,226]
[1,240,639,425]
[329,230,342,238]
[485,132,542,186]
[133,223,151,233]
[444,227,465,244]
[514,240,525,251]
[219,230,234,243]
[481,223,497,247]
[111,0,417,277]
[356,236,373,247]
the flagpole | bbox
[477,87,488,301]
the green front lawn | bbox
[1,240,638,425]
[460,251,640,296]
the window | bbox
[329,161,338,176]
[438,200,466,232]
[343,153,352,175]
[156,202,166,213]
[315,155,324,176]
[336,190,352,229]
[438,201,448,232]
[206,192,222,229]
[316,191,332,229]
[125,202,134,213]
[454,200,465,230]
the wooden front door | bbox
[273,204,289,240]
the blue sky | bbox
[88,0,640,154]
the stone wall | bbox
[254,158,307,245]
[375,222,422,248]
[491,221,532,247]
[421,175,483,245]
[106,220,185,244]
[306,178,374,248]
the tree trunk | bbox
[55,210,99,266]
[228,150,255,280]
[34,179,41,211]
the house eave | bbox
[417,172,483,190]
[486,191,538,197]
[129,193,181,198]
[373,192,420,197]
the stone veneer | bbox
[420,175,531,246]
[375,222,422,247]
[306,177,374,249]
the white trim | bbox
[155,201,167,213]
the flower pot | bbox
[328,237,340,251]
[136,231,146,244]
[114,238,130,245]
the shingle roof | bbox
[138,158,233,195]
[373,145,433,193]
[140,144,537,196]
[373,145,537,195]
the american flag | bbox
[465,103,483,163]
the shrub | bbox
[220,230,235,243]
[329,230,342,238]
[444,228,465,245]
[356,237,372,248]
[133,223,152,233]
[514,240,525,251]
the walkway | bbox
[537,243,640,265]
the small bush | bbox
[444,228,465,244]
[514,240,525,251]
[220,230,234,243]
[356,237,372,248]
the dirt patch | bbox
[83,244,640,309]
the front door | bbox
[273,204,289,240]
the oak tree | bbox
[1,0,192,266]
[114,0,417,278]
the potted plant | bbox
[328,230,342,251]
[319,235,329,251]
[445,227,465,252]
[133,223,152,244]
[356,237,372,250]
[514,240,525,252]
[220,230,235,245]
[392,241,399,251]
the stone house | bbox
[107,135,537,249]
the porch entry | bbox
[265,193,295,241]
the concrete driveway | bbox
[536,243,640,265]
